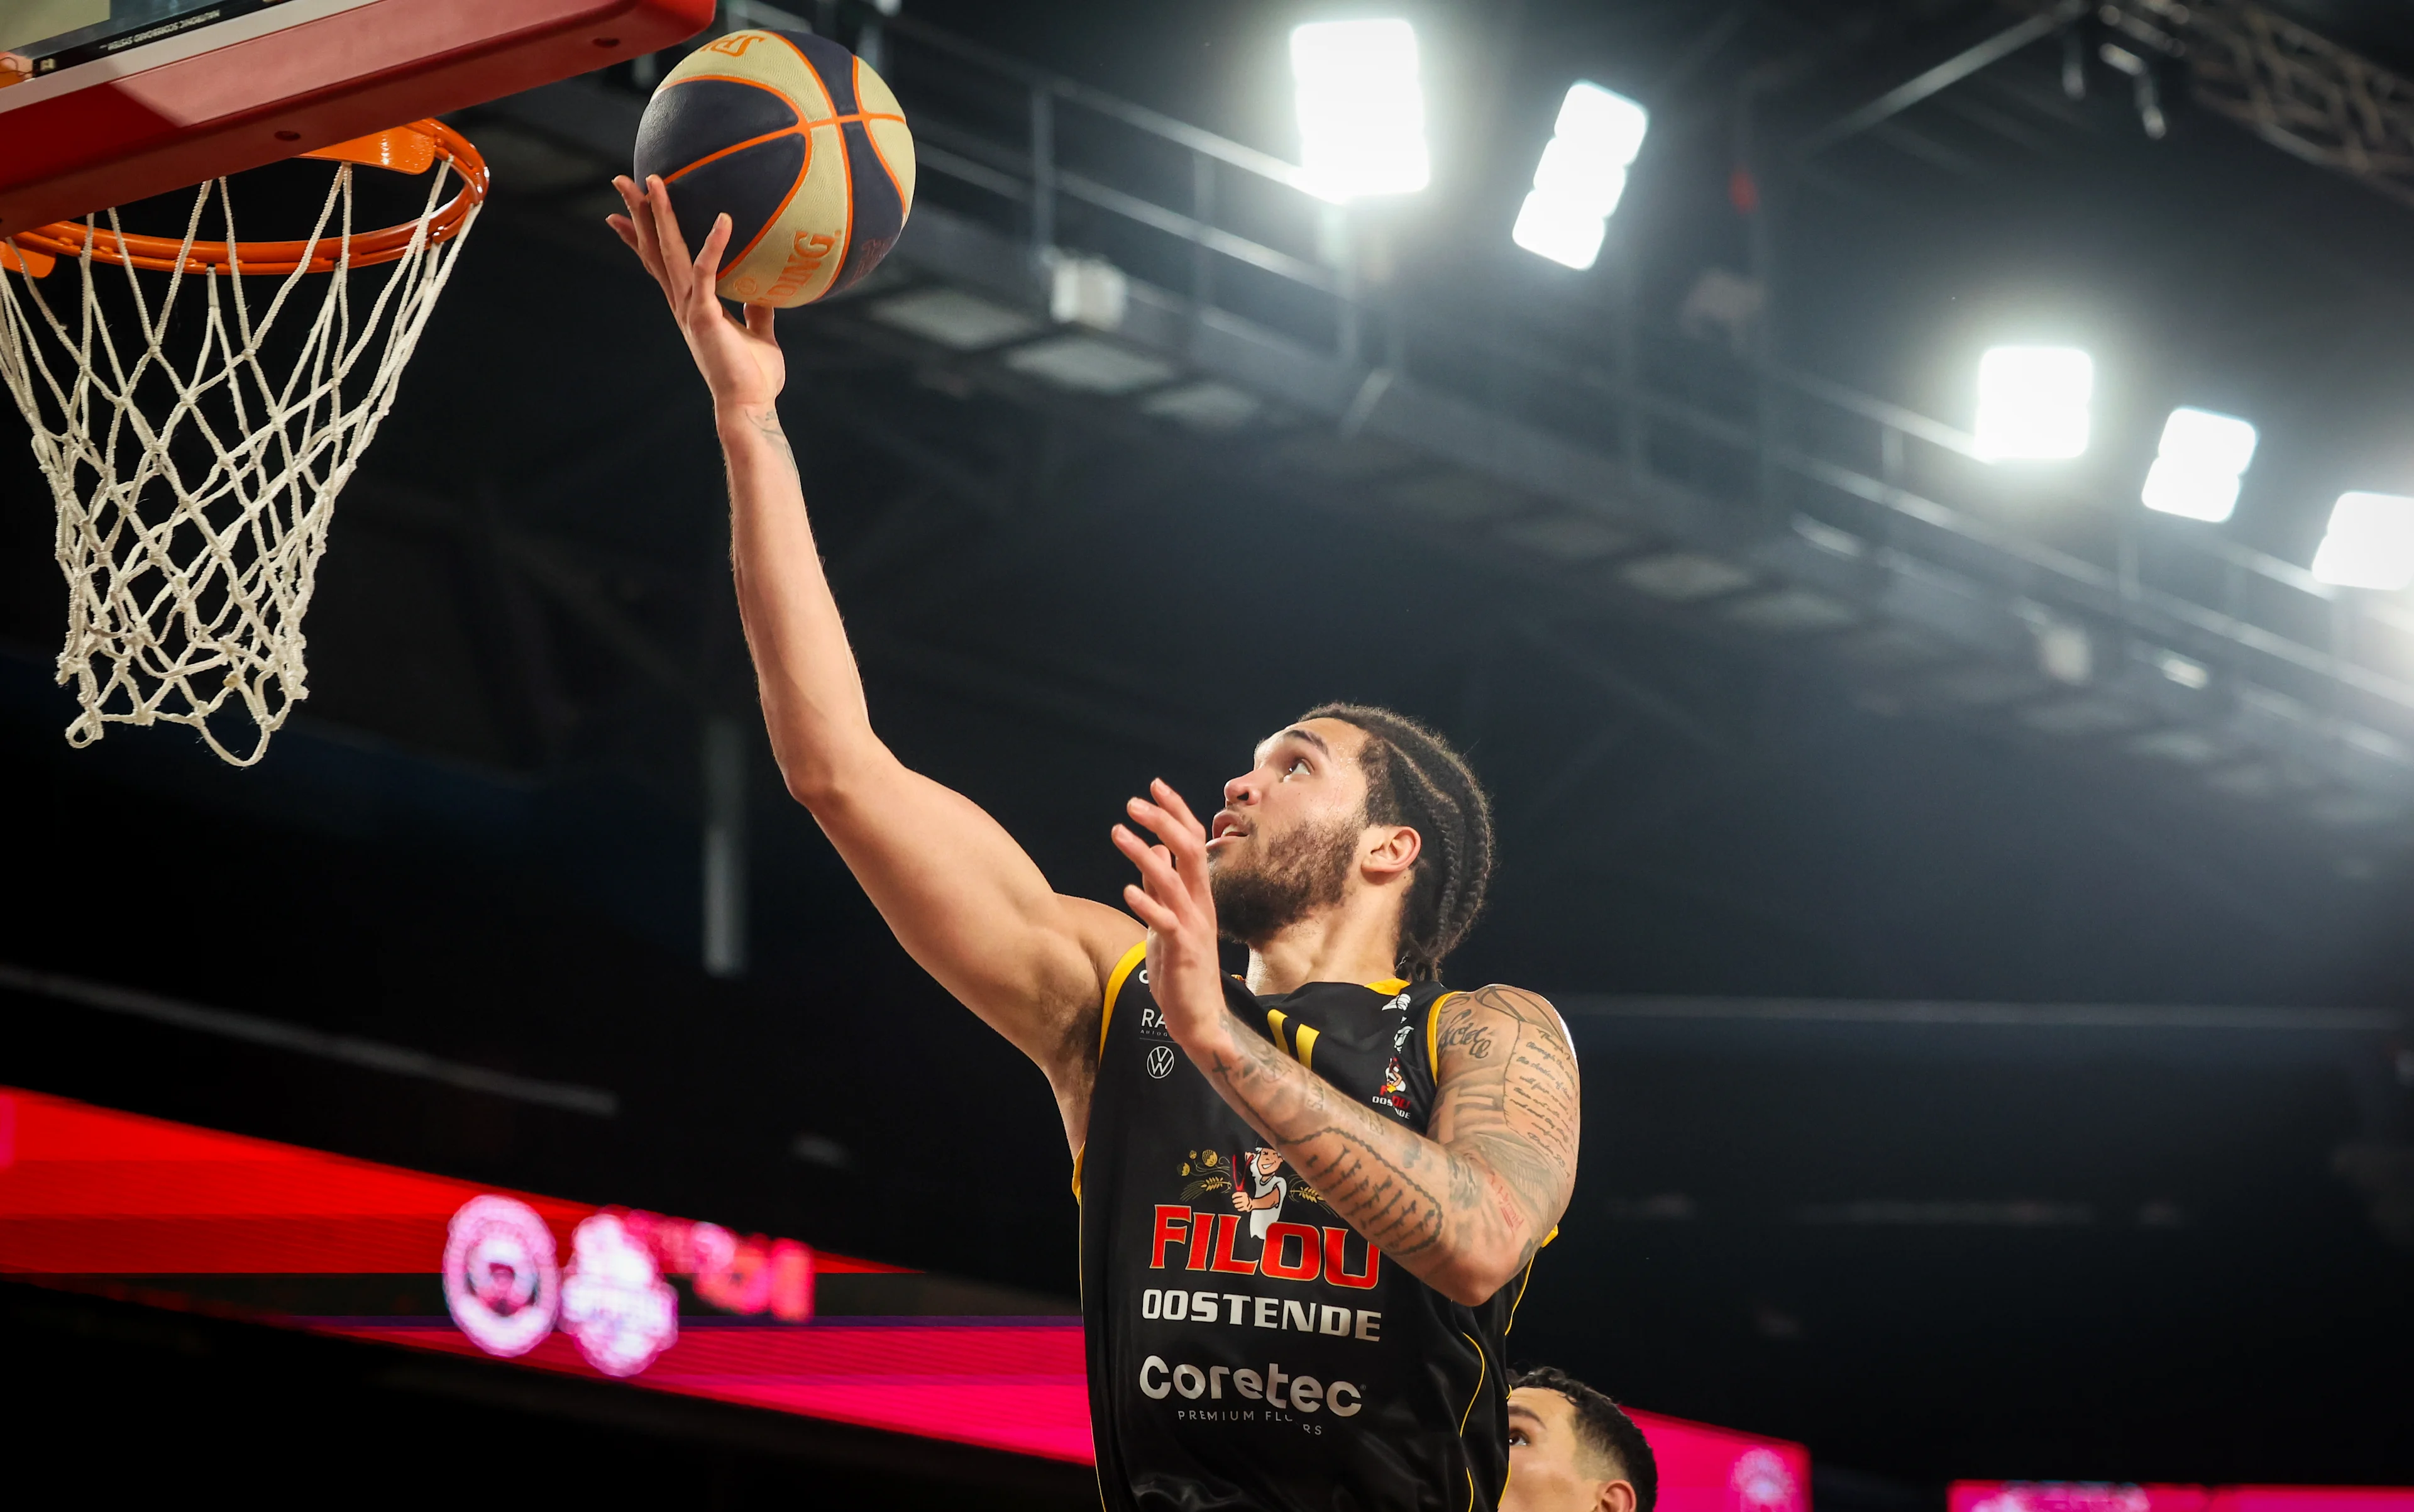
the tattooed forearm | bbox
[1192,983,1580,1305]
[744,406,800,481]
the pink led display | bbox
[1632,1408,1812,1512]
[1954,1483,2414,1512]
[0,1085,1817,1478]
[0,1086,1084,1461]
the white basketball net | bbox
[0,161,477,764]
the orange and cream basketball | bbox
[634,30,915,309]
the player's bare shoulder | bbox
[1037,893,1149,1143]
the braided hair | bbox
[1299,702,1495,983]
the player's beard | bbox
[1210,813,1359,946]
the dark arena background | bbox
[4,0,2413,1504]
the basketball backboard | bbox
[0,0,715,235]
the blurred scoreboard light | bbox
[1630,1408,1811,1512]
[1954,1483,2414,1512]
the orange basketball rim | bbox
[1,121,488,279]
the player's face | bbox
[1207,719,1372,873]
[1502,1389,1630,1512]
[1204,719,1374,942]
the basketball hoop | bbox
[0,120,488,766]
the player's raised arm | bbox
[609,177,1140,1149]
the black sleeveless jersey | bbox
[1077,944,1532,1512]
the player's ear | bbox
[1362,822,1421,882]
[1599,1480,1639,1512]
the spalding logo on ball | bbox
[635,30,915,307]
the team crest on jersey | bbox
[1177,1145,1325,1217]
[1372,1056,1413,1119]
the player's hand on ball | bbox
[1113,779,1233,1061]
[607,175,785,415]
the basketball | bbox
[633,30,915,309]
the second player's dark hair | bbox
[1299,702,1494,983]
[1511,1366,1659,1512]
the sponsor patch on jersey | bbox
[1371,1056,1413,1120]
[1147,1044,1178,1079]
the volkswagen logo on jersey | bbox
[1147,1044,1178,1079]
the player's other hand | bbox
[607,175,785,416]
[1113,778,1233,1062]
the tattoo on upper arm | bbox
[1193,985,1580,1289]
[1432,986,1581,1227]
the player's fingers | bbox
[1122,883,1177,934]
[610,179,673,286]
[1111,825,1190,910]
[695,212,731,282]
[645,177,697,302]
[744,301,776,337]
[1149,778,1209,841]
[1126,797,1203,863]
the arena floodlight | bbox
[1290,19,1430,202]
[1512,80,1648,270]
[2140,407,2258,523]
[2312,491,2414,590]
[1974,346,2093,461]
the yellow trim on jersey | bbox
[1426,990,1461,1084]
[1457,1329,1488,1432]
[1293,1022,1320,1073]
[1369,976,1409,995]
[1505,1255,1537,1334]
[1100,941,1147,1059]
[1071,1144,1084,1200]
[1265,1007,1290,1056]
[1457,1328,1489,1512]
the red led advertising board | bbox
[1955,1485,2414,1512]
[1,1085,1812,1482]
[0,1086,1089,1462]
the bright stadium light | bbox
[1513,81,1649,270]
[1290,19,1430,201]
[1975,346,2093,461]
[2140,407,2258,523]
[2312,492,2414,590]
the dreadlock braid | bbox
[1299,702,1496,983]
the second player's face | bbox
[1206,717,1372,881]
[1502,1388,1633,1512]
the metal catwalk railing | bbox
[699,1,2414,745]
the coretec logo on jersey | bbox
[1150,1205,1379,1287]
[1139,1355,1365,1416]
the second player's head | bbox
[1501,1366,1658,1512]
[1204,704,1492,981]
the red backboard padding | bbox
[0,0,714,233]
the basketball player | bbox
[608,175,1581,1511]
[1501,1367,1659,1512]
